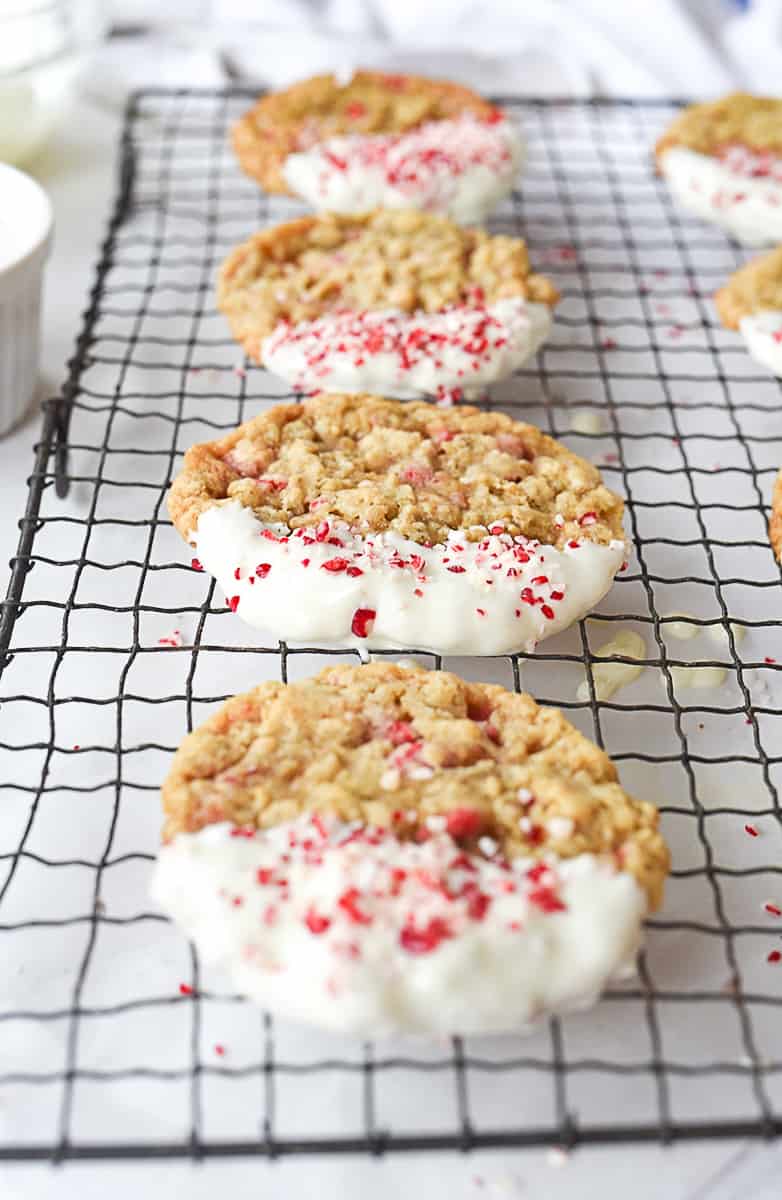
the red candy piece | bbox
[399,917,452,955]
[527,886,566,913]
[445,808,483,838]
[351,607,376,638]
[338,887,372,925]
[305,908,331,935]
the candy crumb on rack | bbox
[157,629,183,648]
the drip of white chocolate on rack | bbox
[577,630,646,702]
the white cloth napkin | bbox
[95,0,782,100]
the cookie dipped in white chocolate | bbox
[170,395,626,656]
[659,146,782,246]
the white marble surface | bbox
[2,94,782,1198]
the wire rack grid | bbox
[1,90,782,1163]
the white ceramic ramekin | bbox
[0,163,53,435]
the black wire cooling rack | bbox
[2,91,782,1163]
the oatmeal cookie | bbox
[169,391,626,655]
[217,209,558,400]
[152,661,668,1035]
[715,246,782,376]
[655,94,782,246]
[232,68,513,206]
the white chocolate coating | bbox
[151,816,647,1036]
[281,115,524,224]
[739,310,782,376]
[576,630,646,702]
[660,146,782,246]
[193,501,626,656]
[666,666,727,690]
[261,298,553,403]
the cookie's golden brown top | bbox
[715,245,782,329]
[217,210,559,364]
[655,92,782,163]
[168,392,624,551]
[161,662,668,909]
[233,71,500,192]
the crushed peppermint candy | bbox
[165,814,573,961]
[157,629,183,648]
[195,503,625,655]
[718,143,782,184]
[262,297,547,401]
[153,811,649,1034]
[282,113,520,218]
[213,518,591,625]
[263,302,525,386]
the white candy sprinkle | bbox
[425,815,447,834]
[517,787,533,806]
[478,836,499,858]
[547,816,575,839]
[380,768,401,791]
[408,763,435,781]
[334,63,355,86]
